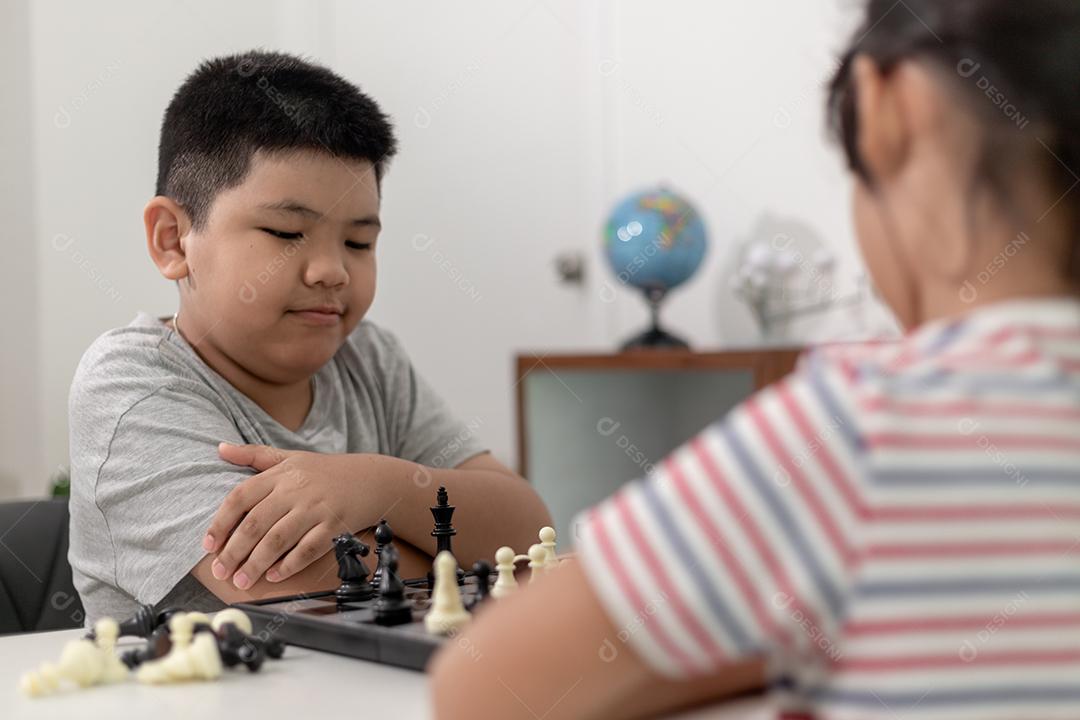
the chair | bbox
[0,498,85,633]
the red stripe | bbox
[838,649,1080,672]
[746,394,852,565]
[690,433,828,641]
[846,612,1080,636]
[874,504,1080,521]
[613,491,727,667]
[778,381,869,524]
[665,455,782,644]
[866,432,1080,451]
[864,540,1080,559]
[588,507,699,675]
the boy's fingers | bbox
[266,525,333,583]
[211,495,285,581]
[218,442,289,472]
[234,513,307,590]
[204,474,274,553]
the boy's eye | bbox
[346,241,373,251]
[260,228,303,240]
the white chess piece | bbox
[424,551,470,635]
[137,613,223,684]
[211,608,253,635]
[20,638,105,697]
[491,545,518,599]
[136,613,194,684]
[538,526,558,569]
[528,544,548,584]
[92,617,130,684]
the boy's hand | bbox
[204,442,376,590]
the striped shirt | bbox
[575,298,1080,719]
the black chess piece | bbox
[468,559,493,610]
[85,603,182,642]
[373,547,412,626]
[334,533,374,603]
[216,622,267,672]
[428,486,464,586]
[262,637,286,659]
[120,624,172,669]
[370,519,394,590]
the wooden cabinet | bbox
[515,349,801,547]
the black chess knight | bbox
[333,533,373,602]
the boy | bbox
[431,0,1080,718]
[68,50,551,624]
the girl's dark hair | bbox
[827,0,1080,214]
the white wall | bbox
[2,0,884,499]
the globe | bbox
[603,187,708,295]
[602,187,708,349]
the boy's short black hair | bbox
[156,50,398,230]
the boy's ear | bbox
[144,196,192,281]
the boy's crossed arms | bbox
[194,441,549,604]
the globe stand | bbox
[620,288,690,351]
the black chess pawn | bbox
[216,622,267,672]
[370,519,394,590]
[262,636,286,659]
[467,560,493,610]
[428,486,464,586]
[373,547,412,626]
[333,533,374,603]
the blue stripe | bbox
[808,684,1080,706]
[873,467,1080,487]
[875,370,1076,395]
[805,351,865,453]
[720,424,844,618]
[854,574,1080,598]
[638,479,756,653]
[924,318,967,354]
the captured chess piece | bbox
[121,625,171,669]
[491,546,518,599]
[20,617,132,697]
[136,613,224,684]
[92,618,131,684]
[424,551,470,635]
[373,546,413,626]
[211,608,266,672]
[370,519,394,590]
[334,533,374,603]
[467,560,493,610]
[429,486,464,587]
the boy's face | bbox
[178,149,381,384]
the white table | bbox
[2,627,774,720]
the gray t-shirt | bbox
[68,312,486,624]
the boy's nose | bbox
[302,251,350,288]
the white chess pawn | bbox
[211,608,253,635]
[528,544,548,584]
[424,551,470,635]
[92,617,130,683]
[539,526,558,569]
[185,632,224,681]
[20,638,105,696]
[491,545,518,599]
[137,613,195,684]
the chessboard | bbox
[234,573,487,672]
[232,486,558,672]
